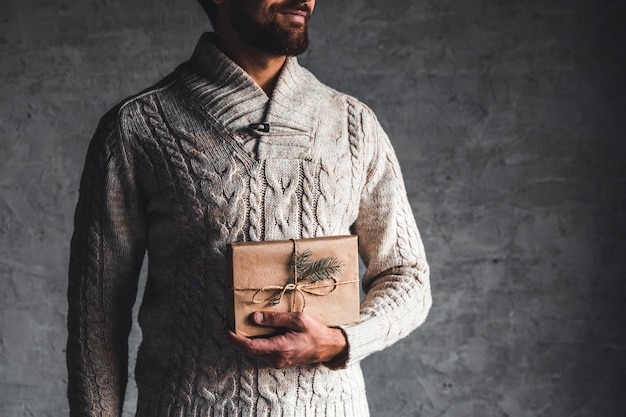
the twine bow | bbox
[234,239,357,312]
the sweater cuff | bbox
[335,314,389,367]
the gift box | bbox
[227,235,360,337]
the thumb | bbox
[252,311,308,331]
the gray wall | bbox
[1,0,625,416]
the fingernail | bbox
[254,312,264,323]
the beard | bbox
[229,0,311,56]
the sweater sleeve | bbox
[66,111,147,417]
[337,111,432,367]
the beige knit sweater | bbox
[67,33,431,417]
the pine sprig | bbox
[292,249,343,282]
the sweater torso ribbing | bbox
[67,33,431,417]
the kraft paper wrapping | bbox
[227,235,360,337]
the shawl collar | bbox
[178,33,325,160]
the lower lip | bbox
[281,12,307,24]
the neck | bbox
[216,28,286,97]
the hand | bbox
[225,311,348,369]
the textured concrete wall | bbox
[1,0,625,416]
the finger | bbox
[224,329,255,350]
[226,328,290,356]
[226,338,287,368]
[225,328,312,368]
[244,339,296,368]
[251,311,308,331]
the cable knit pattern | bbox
[248,163,264,241]
[300,161,318,238]
[264,159,301,240]
[68,124,110,415]
[346,98,365,213]
[67,32,431,417]
[142,95,209,413]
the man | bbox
[67,0,432,416]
